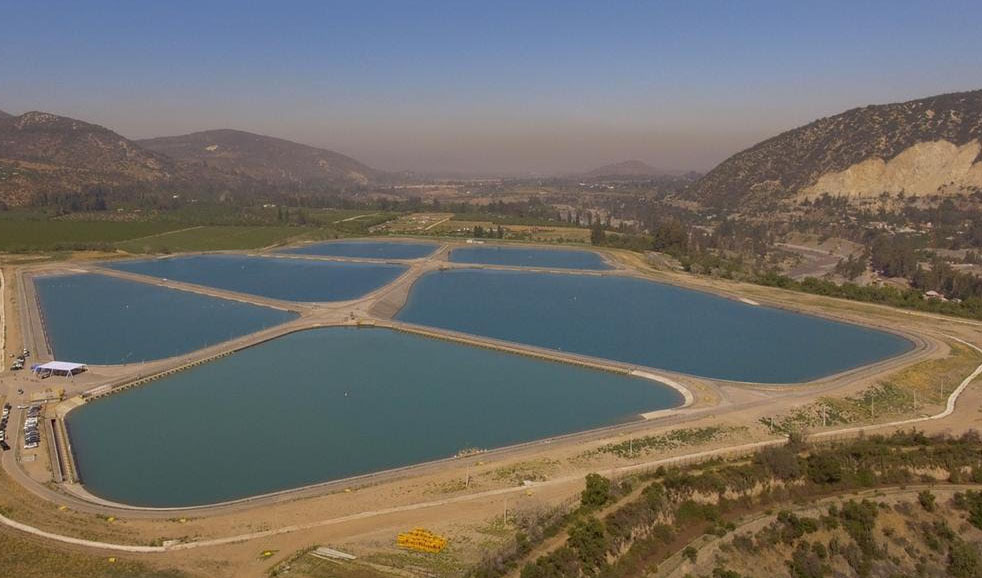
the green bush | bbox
[807,454,843,484]
[568,517,608,572]
[947,539,982,578]
[581,473,611,509]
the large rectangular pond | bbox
[35,274,297,365]
[106,255,406,302]
[66,328,680,507]
[450,245,612,270]
[396,270,913,383]
[280,240,438,260]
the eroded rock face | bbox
[801,140,982,199]
[689,89,982,207]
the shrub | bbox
[953,490,982,530]
[756,445,801,481]
[520,546,579,578]
[807,454,843,484]
[788,542,827,578]
[839,500,879,557]
[568,517,608,572]
[581,473,611,509]
[776,511,819,544]
[948,539,982,578]
[918,490,936,512]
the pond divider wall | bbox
[58,318,693,489]
[77,320,689,404]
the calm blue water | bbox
[280,240,437,259]
[106,255,406,302]
[67,328,680,507]
[34,274,297,365]
[397,270,913,383]
[450,246,612,269]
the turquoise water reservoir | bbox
[449,246,612,269]
[66,328,680,507]
[280,240,437,259]
[35,274,297,364]
[397,269,912,383]
[106,255,406,301]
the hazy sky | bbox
[2,1,982,175]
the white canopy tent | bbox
[32,361,87,377]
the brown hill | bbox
[0,112,383,207]
[137,129,379,188]
[690,89,982,207]
[0,110,12,119]
[580,159,664,179]
[0,111,180,207]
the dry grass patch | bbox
[760,341,981,435]
[0,527,186,578]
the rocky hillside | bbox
[0,109,12,119]
[138,129,380,188]
[0,111,181,207]
[0,110,384,207]
[690,89,982,207]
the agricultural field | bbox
[304,210,402,235]
[449,221,591,243]
[373,213,455,234]
[0,219,182,252]
[114,225,309,253]
[374,212,590,243]
[0,207,404,254]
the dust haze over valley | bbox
[7,3,982,578]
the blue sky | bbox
[2,1,981,173]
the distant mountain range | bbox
[6,89,982,210]
[579,160,664,179]
[137,129,378,188]
[0,110,382,207]
[690,89,982,207]
[574,159,700,180]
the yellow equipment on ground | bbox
[396,528,447,553]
